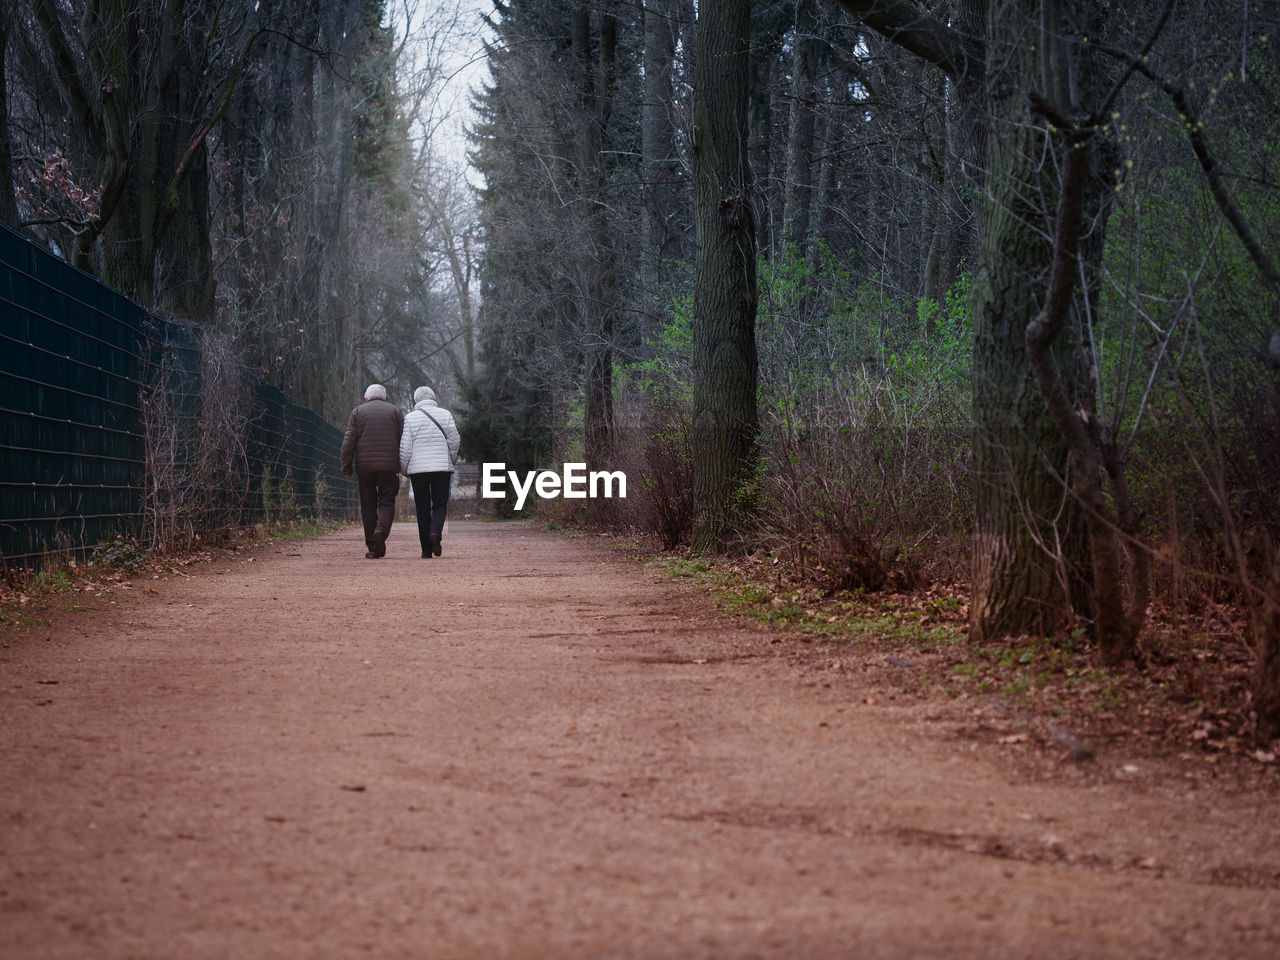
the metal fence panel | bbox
[1,223,357,565]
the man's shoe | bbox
[429,533,442,557]
[421,552,432,559]
[365,551,378,559]
[373,528,388,558]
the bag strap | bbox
[418,408,448,442]
[417,407,456,464]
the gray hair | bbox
[413,385,437,404]
[364,383,388,401]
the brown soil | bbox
[2,520,1279,959]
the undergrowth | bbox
[1,519,350,627]
[643,541,1279,766]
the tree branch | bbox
[831,0,980,82]
[30,0,94,131]
[1093,0,1175,123]
[1093,40,1280,298]
[156,28,259,241]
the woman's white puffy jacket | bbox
[399,399,461,474]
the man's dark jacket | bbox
[341,398,405,474]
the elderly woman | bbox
[399,386,462,558]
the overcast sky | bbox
[399,0,494,173]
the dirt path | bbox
[2,521,1279,959]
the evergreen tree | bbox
[466,0,645,470]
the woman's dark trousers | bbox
[409,472,451,556]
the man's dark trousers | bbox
[357,471,399,555]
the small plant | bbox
[271,518,345,541]
[660,556,714,580]
[313,469,330,520]
[29,569,72,592]
[89,535,146,573]
[261,466,299,525]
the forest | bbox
[3,0,1280,738]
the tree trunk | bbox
[0,9,17,228]
[1023,119,1140,664]
[782,0,819,250]
[574,5,618,467]
[691,0,758,553]
[1256,550,1280,741]
[828,0,1099,638]
[969,0,1090,640]
[642,0,680,310]
[749,40,776,257]
[944,0,986,282]
[920,68,948,307]
[810,68,849,266]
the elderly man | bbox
[340,384,404,559]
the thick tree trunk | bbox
[986,0,1139,651]
[691,0,758,553]
[969,0,1090,640]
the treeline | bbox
[1,0,472,425]
[466,0,1280,736]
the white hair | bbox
[364,383,387,401]
[413,385,437,404]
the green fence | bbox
[0,223,356,564]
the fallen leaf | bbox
[997,733,1028,744]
